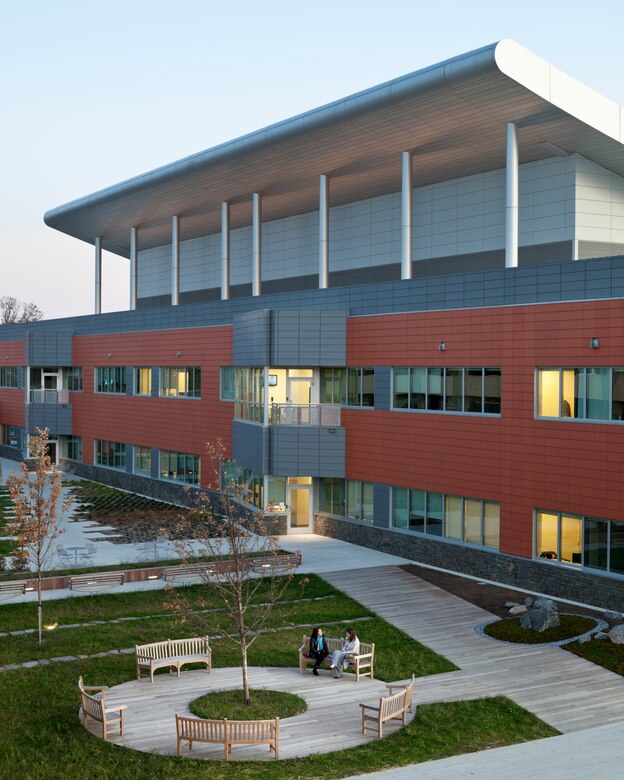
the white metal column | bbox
[221,201,230,300]
[252,193,262,296]
[129,226,138,310]
[94,236,102,314]
[319,174,329,289]
[401,151,413,280]
[263,366,270,426]
[171,215,180,305]
[505,122,519,269]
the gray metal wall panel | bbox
[27,403,73,435]
[26,331,73,366]
[374,367,391,411]
[150,448,160,479]
[269,426,344,477]
[232,420,268,473]
[373,483,391,528]
[270,309,346,366]
[3,257,624,347]
[233,310,270,366]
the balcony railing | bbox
[234,401,341,426]
[29,389,70,404]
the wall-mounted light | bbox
[106,351,112,358]
[589,338,600,349]
[176,350,182,357]
[438,342,446,351]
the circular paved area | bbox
[82,666,413,760]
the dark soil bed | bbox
[483,614,598,644]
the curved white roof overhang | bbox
[44,39,624,259]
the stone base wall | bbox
[314,514,624,611]
[0,445,23,463]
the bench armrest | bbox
[104,704,127,713]
[359,703,380,714]
[82,684,109,692]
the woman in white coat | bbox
[330,628,360,678]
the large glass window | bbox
[392,367,501,415]
[62,368,82,391]
[1,424,22,447]
[159,367,201,398]
[319,477,346,516]
[0,367,18,388]
[319,478,372,523]
[95,367,127,394]
[62,436,82,461]
[537,367,624,422]
[319,368,374,407]
[160,450,200,484]
[392,488,498,548]
[135,368,152,396]
[219,461,263,507]
[95,440,126,470]
[536,510,624,576]
[134,445,151,477]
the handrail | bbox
[29,389,70,404]
[234,401,341,426]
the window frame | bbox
[95,367,127,394]
[535,367,624,424]
[391,367,501,416]
[159,367,201,399]
[94,439,126,470]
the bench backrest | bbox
[176,715,277,744]
[380,688,409,721]
[300,634,373,655]
[176,714,227,742]
[136,637,210,659]
[81,690,104,722]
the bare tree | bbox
[7,428,70,643]
[0,296,44,324]
[169,440,303,706]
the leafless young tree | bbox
[0,296,44,324]
[7,428,70,643]
[169,439,303,706]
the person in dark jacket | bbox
[309,626,329,676]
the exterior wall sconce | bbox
[106,352,112,358]
[589,338,599,349]
[438,342,446,351]
[176,350,182,357]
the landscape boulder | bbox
[608,625,624,645]
[509,605,528,615]
[604,611,623,621]
[577,634,591,644]
[523,596,534,607]
[505,601,520,609]
[594,632,609,641]
[520,598,560,632]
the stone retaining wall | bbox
[314,513,624,611]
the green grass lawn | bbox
[483,615,597,644]
[0,573,560,779]
[0,654,557,780]
[190,689,306,720]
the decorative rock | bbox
[505,601,521,609]
[604,611,623,621]
[21,661,39,668]
[577,634,591,644]
[608,625,624,644]
[509,605,528,615]
[520,599,560,632]
[594,632,609,640]
[523,597,534,607]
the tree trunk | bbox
[37,584,43,644]
[241,641,250,706]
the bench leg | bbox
[120,710,124,736]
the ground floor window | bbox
[535,510,624,575]
[1,424,22,448]
[160,450,200,485]
[134,445,151,477]
[318,478,373,523]
[60,435,82,461]
[219,460,263,507]
[392,487,500,549]
[95,439,125,470]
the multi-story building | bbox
[2,40,624,605]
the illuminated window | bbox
[135,368,152,396]
[160,450,200,484]
[159,367,201,398]
[537,367,624,422]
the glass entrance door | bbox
[43,371,59,403]
[287,477,312,533]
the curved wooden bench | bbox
[360,675,415,738]
[135,637,212,682]
[298,633,375,681]
[176,714,279,760]
[78,676,126,741]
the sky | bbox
[2,0,624,320]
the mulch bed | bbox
[400,563,606,619]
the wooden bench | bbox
[0,580,27,599]
[176,714,279,760]
[359,675,415,738]
[249,551,301,575]
[69,572,124,591]
[298,634,375,681]
[135,637,212,682]
[160,563,221,584]
[78,676,127,741]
